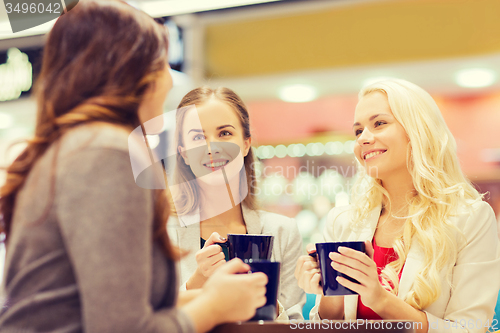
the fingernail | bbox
[338,246,346,253]
[219,236,226,241]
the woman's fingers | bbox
[196,244,222,261]
[295,255,319,281]
[306,243,316,254]
[338,246,373,266]
[310,270,323,293]
[336,276,363,294]
[204,232,227,247]
[211,258,226,271]
[244,271,268,289]
[218,258,249,274]
[199,251,226,276]
[329,249,373,271]
[331,260,367,284]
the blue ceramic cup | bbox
[244,259,281,321]
[315,241,366,296]
[221,234,274,261]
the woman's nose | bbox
[357,128,374,145]
[208,141,222,155]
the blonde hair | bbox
[349,78,482,309]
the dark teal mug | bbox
[314,241,366,296]
[219,234,274,261]
[244,259,281,321]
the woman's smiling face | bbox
[179,97,251,184]
[353,91,410,180]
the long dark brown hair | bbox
[0,0,177,259]
[172,87,259,215]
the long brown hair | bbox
[0,0,177,259]
[172,87,258,216]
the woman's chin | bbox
[196,170,228,187]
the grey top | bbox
[0,124,195,333]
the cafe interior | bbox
[0,0,499,322]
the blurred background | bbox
[1,0,500,318]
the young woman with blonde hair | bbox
[295,79,500,333]
[167,87,305,320]
[0,1,268,332]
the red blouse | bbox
[356,238,402,320]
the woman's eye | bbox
[374,120,386,127]
[193,134,205,141]
[355,129,363,136]
[220,130,232,137]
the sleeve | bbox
[276,217,306,321]
[57,148,195,333]
[275,300,288,322]
[309,207,342,321]
[425,201,500,333]
[166,222,188,292]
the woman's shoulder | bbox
[59,122,132,155]
[453,199,496,230]
[250,209,298,235]
[256,209,294,223]
[326,204,354,221]
[325,205,356,233]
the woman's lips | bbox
[203,159,229,171]
[363,150,387,161]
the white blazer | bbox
[168,204,306,321]
[310,200,500,333]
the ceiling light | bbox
[278,84,317,103]
[455,68,496,88]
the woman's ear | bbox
[178,146,189,165]
[243,137,252,157]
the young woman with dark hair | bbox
[0,1,267,332]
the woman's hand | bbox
[203,258,268,323]
[196,232,227,278]
[294,243,323,295]
[186,232,227,289]
[330,240,388,310]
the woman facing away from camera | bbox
[0,1,268,332]
[295,79,500,333]
[166,87,306,320]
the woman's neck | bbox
[380,171,416,216]
[197,172,243,224]
[199,203,247,240]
